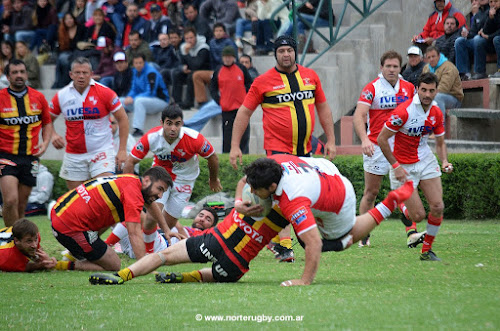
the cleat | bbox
[358,236,371,247]
[266,241,279,255]
[155,272,183,283]
[407,231,426,248]
[89,273,124,285]
[420,250,441,261]
[273,244,295,262]
[61,249,76,262]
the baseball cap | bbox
[150,4,161,12]
[407,46,423,56]
[221,46,236,57]
[96,36,112,50]
[113,52,126,62]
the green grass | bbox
[2,217,499,330]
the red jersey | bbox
[270,154,347,236]
[211,207,290,264]
[131,126,215,182]
[357,74,414,144]
[384,94,445,164]
[212,63,251,111]
[51,174,144,233]
[243,65,326,156]
[0,87,51,155]
[50,80,122,154]
[0,227,40,272]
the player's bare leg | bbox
[417,177,444,261]
[17,183,32,220]
[0,176,20,226]
[358,172,384,246]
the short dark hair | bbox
[425,45,440,55]
[240,54,252,64]
[132,53,146,61]
[12,218,39,240]
[213,22,226,32]
[161,103,183,121]
[129,30,141,39]
[444,15,459,27]
[143,166,173,189]
[184,3,198,11]
[5,59,26,76]
[168,29,181,37]
[380,50,402,67]
[201,207,219,226]
[417,72,439,88]
[184,27,197,36]
[244,158,283,190]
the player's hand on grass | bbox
[280,279,308,287]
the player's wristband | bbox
[392,162,401,169]
[235,199,243,206]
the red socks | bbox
[422,213,442,253]
[369,181,414,224]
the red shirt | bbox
[213,63,251,111]
[51,175,144,233]
[243,65,326,156]
[0,87,51,155]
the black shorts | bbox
[52,226,108,261]
[186,232,249,283]
[0,152,39,187]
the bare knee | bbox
[429,201,444,216]
[362,187,380,204]
[409,209,427,223]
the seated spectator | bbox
[172,27,210,109]
[466,0,480,29]
[0,0,12,38]
[435,16,461,63]
[31,0,58,53]
[401,46,425,87]
[239,53,259,79]
[6,0,35,44]
[155,33,180,86]
[285,0,334,53]
[234,0,258,53]
[15,41,40,89]
[164,0,182,28]
[122,53,170,137]
[109,51,133,95]
[199,0,241,35]
[86,8,116,44]
[116,3,149,48]
[125,30,154,66]
[140,0,167,20]
[412,0,466,51]
[184,3,212,41]
[480,0,500,78]
[191,23,237,108]
[72,0,87,26]
[52,12,86,88]
[102,0,126,36]
[0,39,14,69]
[422,46,464,120]
[455,0,490,80]
[92,37,117,86]
[254,0,290,55]
[25,165,54,217]
[143,4,171,44]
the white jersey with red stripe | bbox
[130,126,215,182]
[50,80,122,154]
[384,94,445,164]
[358,74,415,144]
[270,155,348,237]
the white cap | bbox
[407,46,423,56]
[113,52,126,62]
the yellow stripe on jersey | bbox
[24,94,35,153]
[96,181,122,223]
[222,223,238,239]
[8,94,21,153]
[295,71,316,154]
[233,235,251,253]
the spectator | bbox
[239,53,259,79]
[0,40,14,70]
[110,51,133,95]
[31,0,58,53]
[172,27,210,109]
[422,46,463,120]
[102,0,126,32]
[155,33,180,86]
[234,0,258,52]
[143,4,171,44]
[454,0,490,80]
[412,0,466,49]
[52,12,86,89]
[14,41,40,89]
[140,0,167,20]
[25,165,54,217]
[0,0,12,38]
[435,16,461,63]
[480,0,500,78]
[184,3,212,41]
[199,0,241,35]
[285,0,334,53]
[164,0,182,27]
[117,3,149,48]
[254,0,289,55]
[92,36,116,85]
[466,0,480,29]
[85,0,101,23]
[86,8,116,44]
[72,0,87,26]
[125,30,154,66]
[6,0,35,44]
[402,46,425,87]
[210,46,252,153]
[122,53,170,137]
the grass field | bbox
[2,216,499,330]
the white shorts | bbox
[156,179,195,219]
[313,175,357,240]
[120,231,168,259]
[390,154,441,189]
[363,144,391,176]
[59,148,116,181]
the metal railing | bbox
[271,0,390,67]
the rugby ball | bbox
[241,183,273,217]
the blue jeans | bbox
[121,96,169,131]
[434,92,461,122]
[235,18,253,39]
[493,36,500,68]
[15,30,36,45]
[99,76,114,88]
[286,13,329,35]
[455,35,494,74]
[184,100,221,132]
